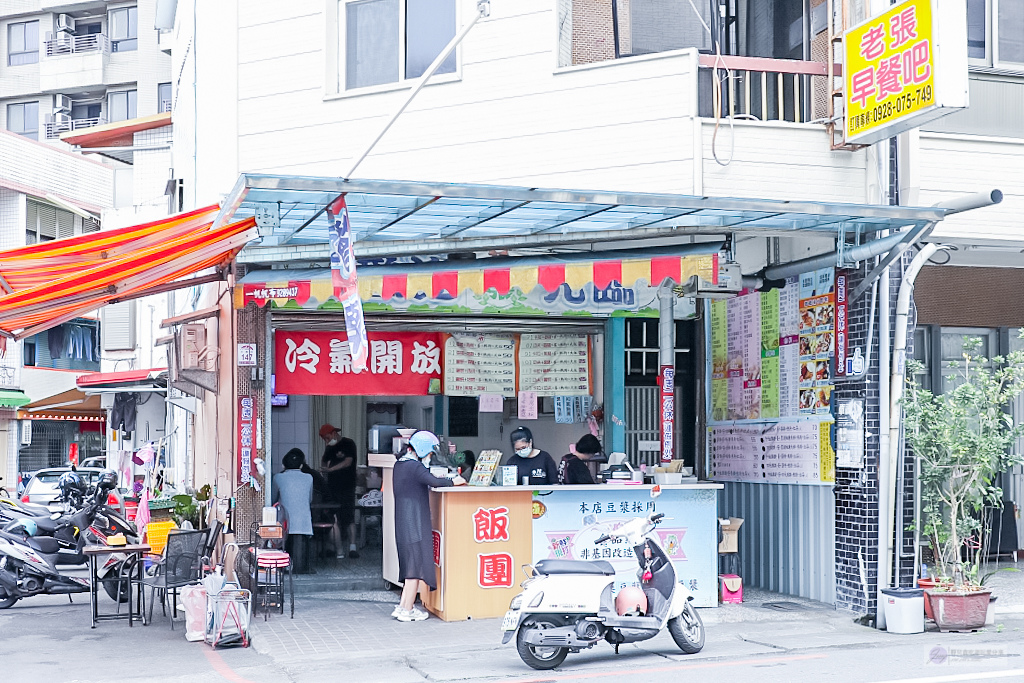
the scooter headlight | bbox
[510,594,523,610]
[528,591,545,608]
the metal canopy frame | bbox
[215,174,948,259]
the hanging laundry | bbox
[48,325,66,360]
[133,443,155,468]
[110,392,139,432]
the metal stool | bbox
[251,524,293,619]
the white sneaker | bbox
[390,605,403,618]
[394,607,430,622]
[409,607,429,621]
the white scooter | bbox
[501,511,705,670]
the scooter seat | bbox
[28,536,59,555]
[534,559,615,576]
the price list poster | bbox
[726,297,744,420]
[518,334,590,396]
[760,289,780,419]
[778,276,801,417]
[797,269,835,417]
[740,292,761,420]
[710,300,728,422]
[444,335,516,397]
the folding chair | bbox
[141,529,206,629]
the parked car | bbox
[21,467,125,514]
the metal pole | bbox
[343,1,490,180]
[264,309,273,507]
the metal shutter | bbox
[56,209,74,239]
[36,203,57,239]
[101,300,136,350]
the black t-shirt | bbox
[322,441,356,493]
[558,454,594,485]
[506,450,559,486]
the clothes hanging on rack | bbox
[48,325,66,360]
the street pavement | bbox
[5,579,1024,683]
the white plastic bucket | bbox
[882,587,925,634]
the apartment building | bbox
[162,0,1021,617]
[0,0,170,143]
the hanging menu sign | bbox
[709,422,835,484]
[517,334,590,396]
[778,276,801,417]
[445,335,516,397]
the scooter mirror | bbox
[50,512,61,520]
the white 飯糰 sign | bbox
[237,343,257,366]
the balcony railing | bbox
[697,55,841,124]
[45,33,110,57]
[44,116,107,140]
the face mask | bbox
[420,456,431,469]
[516,447,532,458]
[327,439,338,446]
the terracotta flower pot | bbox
[917,578,941,620]
[924,588,991,632]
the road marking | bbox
[507,653,828,682]
[203,647,257,683]
[870,670,1024,683]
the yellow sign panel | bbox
[845,0,936,142]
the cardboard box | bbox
[718,517,744,554]
[719,574,743,603]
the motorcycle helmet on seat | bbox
[615,586,648,617]
[57,471,85,500]
[9,518,37,537]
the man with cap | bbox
[392,430,466,621]
[319,424,359,559]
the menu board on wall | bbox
[517,334,590,396]
[445,335,516,397]
[706,269,837,485]
[709,422,835,484]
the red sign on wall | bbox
[473,507,510,543]
[274,330,444,395]
[478,552,513,588]
[659,365,675,464]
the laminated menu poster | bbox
[469,449,503,486]
[518,334,590,396]
[445,335,517,397]
[709,269,835,423]
[710,300,728,422]
[708,422,835,484]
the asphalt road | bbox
[4,589,1024,683]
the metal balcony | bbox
[45,33,110,57]
[44,116,107,140]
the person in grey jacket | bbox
[273,448,314,574]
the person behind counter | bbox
[558,434,601,485]
[506,426,559,486]
[393,430,467,622]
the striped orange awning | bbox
[0,206,258,340]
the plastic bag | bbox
[181,584,208,642]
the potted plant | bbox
[904,336,1024,632]
[171,484,212,529]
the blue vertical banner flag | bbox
[327,196,368,372]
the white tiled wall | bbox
[270,394,310,474]
[0,187,24,249]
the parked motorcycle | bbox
[501,511,705,670]
[0,471,138,605]
[0,526,90,608]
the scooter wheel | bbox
[0,587,17,609]
[102,561,131,604]
[516,618,569,670]
[668,602,705,654]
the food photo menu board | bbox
[708,268,838,485]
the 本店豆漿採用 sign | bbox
[844,0,968,145]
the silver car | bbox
[22,467,125,514]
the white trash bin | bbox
[882,587,925,634]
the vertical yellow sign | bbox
[845,0,936,142]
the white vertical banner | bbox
[327,196,368,372]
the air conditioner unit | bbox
[54,94,72,113]
[56,14,76,34]
[675,261,744,299]
[182,322,206,370]
[50,112,72,127]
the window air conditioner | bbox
[54,94,72,113]
[56,14,76,34]
[50,112,71,127]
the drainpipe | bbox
[882,243,939,599]
[876,263,890,629]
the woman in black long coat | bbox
[392,430,465,621]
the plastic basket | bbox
[144,520,178,556]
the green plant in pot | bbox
[171,484,212,529]
[904,336,1024,631]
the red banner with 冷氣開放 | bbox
[274,330,444,396]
